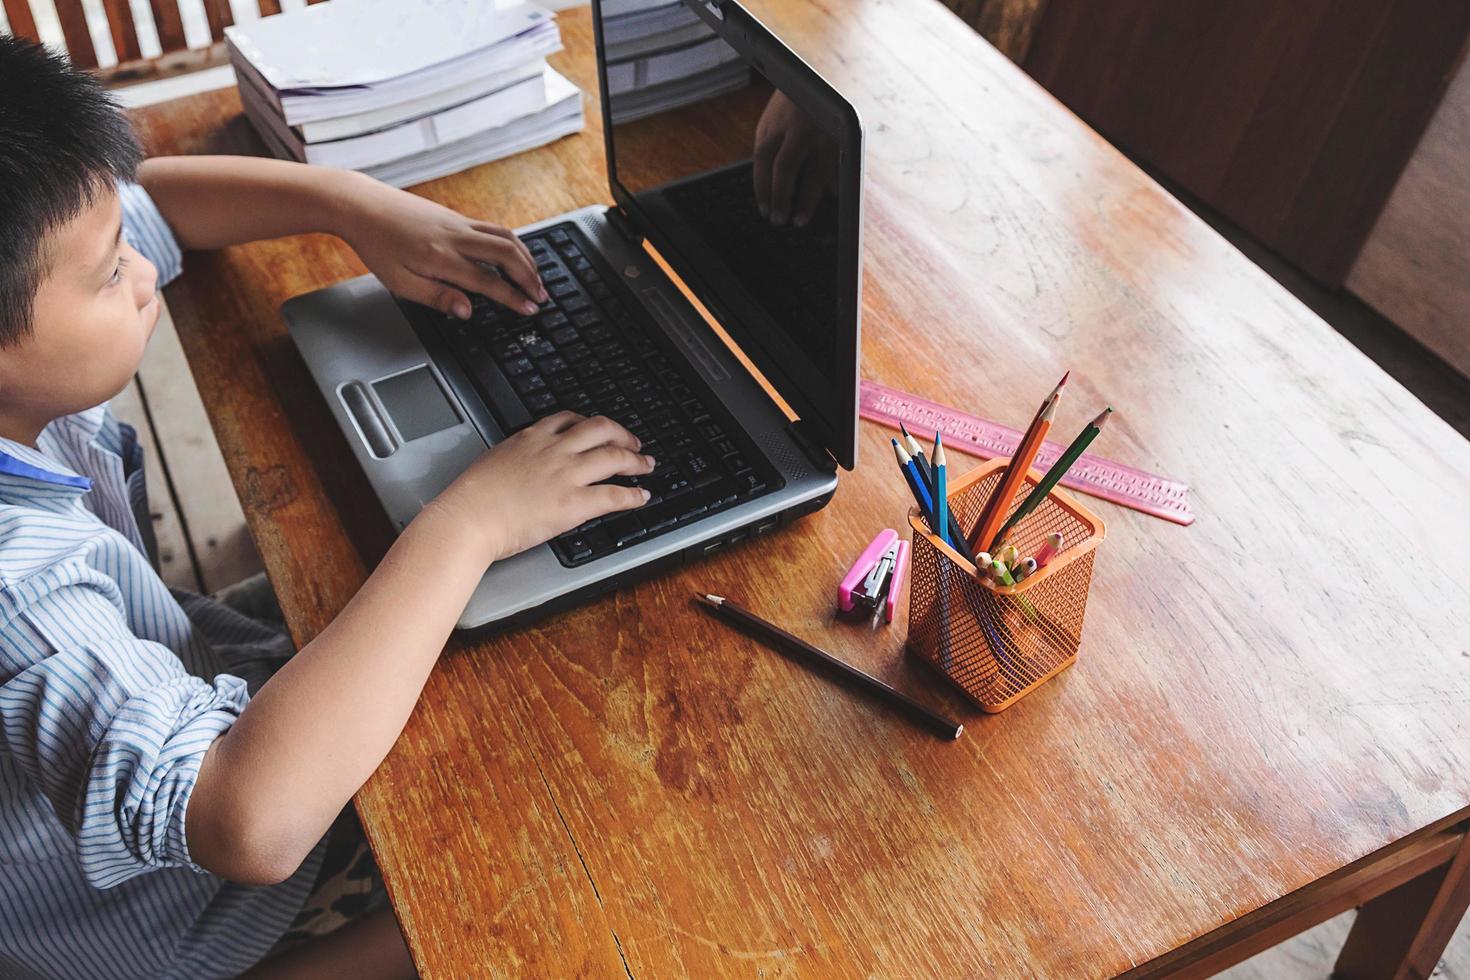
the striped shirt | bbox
[0,183,324,979]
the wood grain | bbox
[936,0,1051,62]
[147,0,187,55]
[199,0,231,44]
[1023,0,1470,285]
[135,302,262,592]
[99,0,141,63]
[131,2,1470,976]
[3,0,40,42]
[51,0,97,68]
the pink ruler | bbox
[860,380,1195,526]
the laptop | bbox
[283,0,863,631]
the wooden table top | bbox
[131,2,1470,976]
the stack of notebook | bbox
[225,0,585,187]
[601,0,750,124]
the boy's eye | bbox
[108,254,129,285]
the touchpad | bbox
[372,366,460,442]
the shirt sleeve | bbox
[118,181,184,287]
[0,569,249,889]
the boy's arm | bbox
[137,156,547,319]
[185,412,654,885]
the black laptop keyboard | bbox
[433,222,782,567]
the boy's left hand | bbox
[336,176,548,321]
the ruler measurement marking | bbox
[860,381,1195,526]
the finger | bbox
[792,160,828,228]
[586,482,651,515]
[446,256,539,316]
[462,227,544,302]
[563,414,641,453]
[576,445,656,483]
[398,272,472,320]
[752,132,781,217]
[533,410,586,435]
[473,222,537,279]
[768,140,802,226]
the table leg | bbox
[1333,825,1470,980]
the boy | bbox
[0,36,653,979]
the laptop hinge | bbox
[788,419,837,473]
[608,206,644,246]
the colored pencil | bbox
[696,594,963,739]
[892,439,936,525]
[933,432,950,546]
[968,380,1063,552]
[900,424,976,562]
[991,407,1113,549]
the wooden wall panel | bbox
[1023,0,1470,285]
[1348,55,1470,379]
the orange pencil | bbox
[968,373,1066,551]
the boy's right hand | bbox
[426,412,654,565]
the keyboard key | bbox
[536,355,568,375]
[526,391,558,414]
[490,337,523,359]
[537,311,569,329]
[733,470,766,495]
[548,229,570,244]
[513,373,547,395]
[574,359,608,381]
[605,514,646,548]
[502,356,534,377]
[549,280,578,298]
[572,311,602,329]
[561,295,591,313]
[549,325,579,346]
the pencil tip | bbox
[899,421,911,438]
[1060,370,1070,388]
[695,593,724,606]
[1093,406,1113,428]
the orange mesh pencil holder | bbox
[907,457,1106,712]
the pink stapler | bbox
[839,529,911,625]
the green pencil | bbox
[990,407,1112,550]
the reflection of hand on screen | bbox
[752,91,836,228]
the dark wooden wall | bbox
[942,0,1470,287]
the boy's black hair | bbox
[0,34,142,346]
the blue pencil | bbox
[933,432,950,546]
[891,439,936,525]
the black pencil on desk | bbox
[695,593,963,740]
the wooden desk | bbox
[131,3,1470,976]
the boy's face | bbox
[1,185,159,438]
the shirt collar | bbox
[0,433,93,493]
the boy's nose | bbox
[133,254,159,307]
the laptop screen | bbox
[592,0,861,468]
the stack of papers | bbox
[600,0,749,124]
[225,0,585,187]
